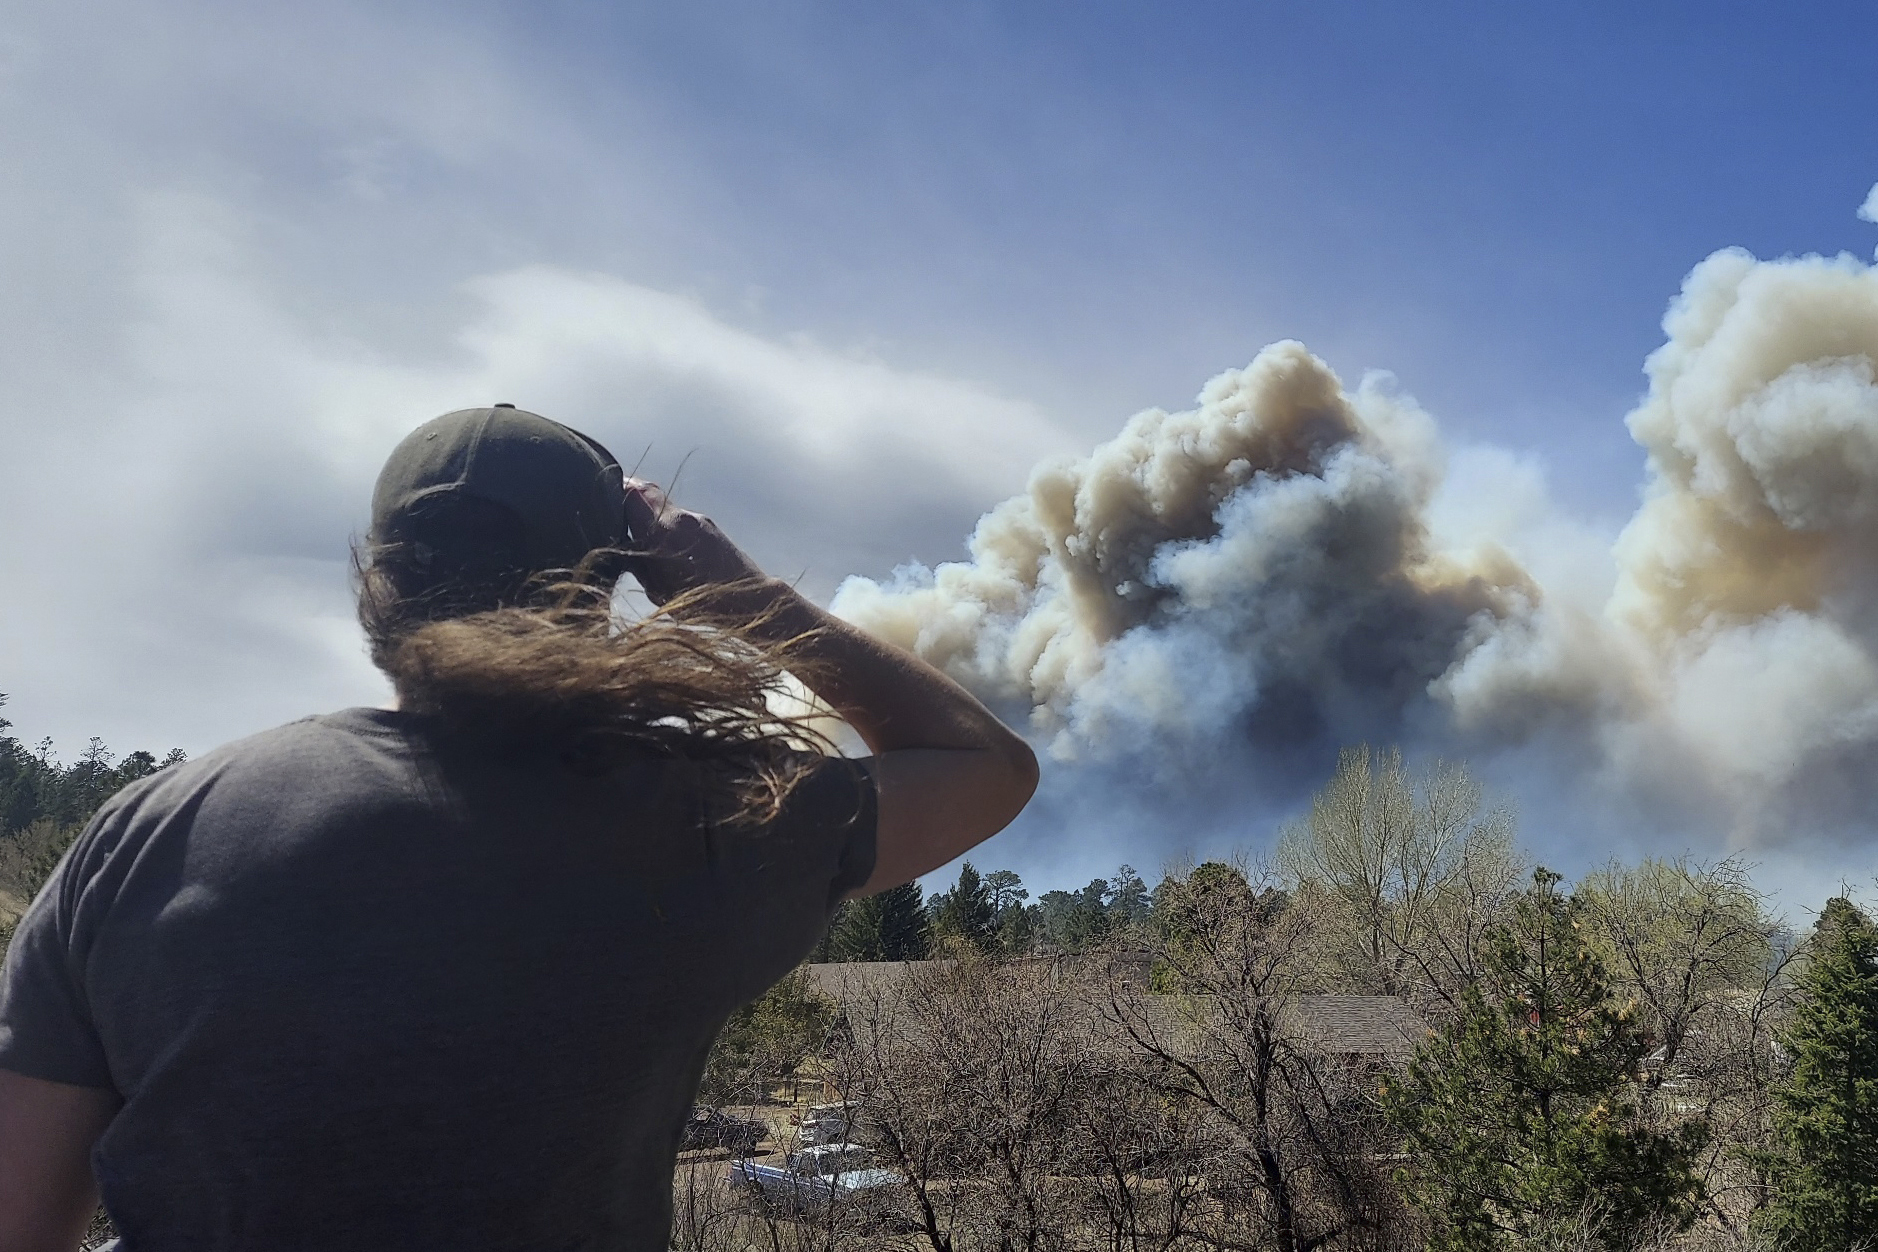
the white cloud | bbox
[0,0,1076,760]
[0,188,1068,758]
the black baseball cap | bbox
[370,404,628,581]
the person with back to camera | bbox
[0,404,1040,1251]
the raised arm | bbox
[0,1068,116,1252]
[622,482,1039,894]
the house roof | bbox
[1288,994,1426,1056]
[803,961,939,1003]
[804,961,1425,1057]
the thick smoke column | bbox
[833,234,1878,843]
[1612,248,1878,806]
[1446,245,1878,827]
[833,341,1531,765]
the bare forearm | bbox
[741,579,1020,757]
[622,480,1039,888]
[0,1069,114,1252]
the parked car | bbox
[791,1103,852,1148]
[791,1101,882,1149]
[728,1142,908,1225]
[680,1106,766,1156]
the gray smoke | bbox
[832,234,1878,847]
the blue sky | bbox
[382,0,1878,511]
[4,0,1877,897]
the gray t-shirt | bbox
[0,708,875,1251]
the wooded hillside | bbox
[0,694,184,951]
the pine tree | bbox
[983,869,1027,915]
[1038,878,1113,951]
[1105,864,1151,929]
[824,881,930,962]
[983,869,1032,955]
[996,902,1036,956]
[931,861,997,952]
[1383,869,1707,1250]
[1758,897,1878,1252]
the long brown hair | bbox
[354,543,836,826]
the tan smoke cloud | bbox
[833,234,1878,838]
[832,340,1532,762]
[1600,247,1878,807]
[1614,248,1878,637]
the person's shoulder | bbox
[102,709,414,813]
[177,706,397,763]
[0,712,396,920]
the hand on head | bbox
[620,479,770,607]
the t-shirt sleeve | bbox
[0,832,115,1089]
[776,754,878,913]
[696,752,878,1006]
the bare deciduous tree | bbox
[673,760,1809,1252]
[1276,746,1522,1009]
[1576,857,1795,1235]
[828,955,1090,1250]
[1105,860,1411,1252]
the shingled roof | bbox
[1288,994,1426,1057]
[804,962,1426,1059]
[803,960,938,1004]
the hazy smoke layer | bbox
[833,246,1878,840]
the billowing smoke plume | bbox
[832,241,1878,845]
[833,342,1531,763]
